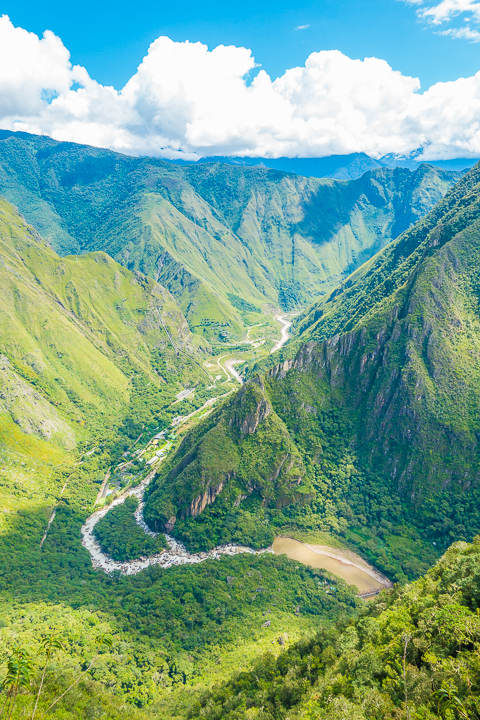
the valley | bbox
[78,375,390,597]
[1,131,480,720]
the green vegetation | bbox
[0,196,210,455]
[144,379,311,548]
[227,293,261,314]
[93,497,167,561]
[1,133,480,720]
[189,537,480,720]
[146,161,480,584]
[0,482,361,716]
[0,131,460,342]
[172,490,276,552]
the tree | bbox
[39,634,113,718]
[435,681,469,720]
[31,636,64,720]
[1,646,34,720]
[402,633,412,720]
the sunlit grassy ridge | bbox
[0,196,209,446]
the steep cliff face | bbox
[143,378,309,536]
[266,164,480,506]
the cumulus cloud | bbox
[0,14,75,117]
[2,14,480,160]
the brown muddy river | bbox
[273,537,385,594]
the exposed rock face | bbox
[269,208,480,498]
[164,516,176,532]
[189,480,226,517]
[228,377,271,436]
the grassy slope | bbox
[0,196,208,442]
[0,131,461,342]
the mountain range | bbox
[0,130,463,345]
[174,151,478,180]
[2,130,480,720]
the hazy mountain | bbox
[193,152,384,180]
[173,150,478,180]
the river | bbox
[81,470,390,595]
[270,314,296,354]
[272,537,390,595]
[79,341,390,594]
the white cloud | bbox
[0,14,75,117]
[296,25,310,30]
[439,23,480,38]
[402,0,480,45]
[2,14,480,160]
[417,0,480,24]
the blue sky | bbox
[1,1,480,159]
[4,0,480,90]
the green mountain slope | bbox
[0,195,210,459]
[190,537,480,720]
[145,162,480,580]
[0,131,461,341]
[144,377,311,550]
[0,195,217,566]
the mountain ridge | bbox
[144,159,480,579]
[0,131,463,344]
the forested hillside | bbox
[145,160,480,582]
[190,537,480,719]
[0,195,216,586]
[0,131,460,342]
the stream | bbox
[270,314,296,354]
